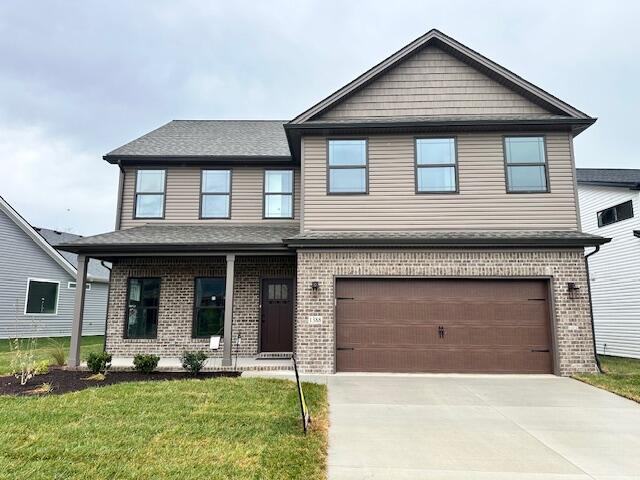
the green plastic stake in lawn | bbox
[292,355,310,434]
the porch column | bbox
[68,254,89,369]
[222,254,235,366]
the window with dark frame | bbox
[328,139,367,194]
[415,138,457,192]
[504,136,548,192]
[193,278,225,338]
[135,170,165,218]
[597,200,634,227]
[25,279,59,315]
[264,170,293,218]
[125,278,160,339]
[201,170,231,218]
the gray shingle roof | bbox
[58,224,301,253]
[576,168,640,187]
[285,230,609,247]
[35,228,111,281]
[105,120,291,159]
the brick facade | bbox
[105,255,295,358]
[295,249,597,376]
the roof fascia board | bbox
[104,155,295,165]
[285,237,610,248]
[0,196,78,278]
[290,29,590,124]
[577,180,640,189]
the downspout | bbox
[584,245,601,372]
[100,260,112,353]
[115,160,125,230]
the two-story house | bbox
[61,29,608,375]
[577,168,640,359]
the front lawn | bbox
[575,355,640,403]
[0,336,104,375]
[0,377,327,479]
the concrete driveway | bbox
[327,375,640,479]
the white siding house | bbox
[0,196,109,339]
[577,169,640,358]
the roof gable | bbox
[0,196,77,279]
[291,29,590,124]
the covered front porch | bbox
[58,224,299,371]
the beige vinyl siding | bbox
[319,46,549,120]
[302,132,578,231]
[120,167,300,228]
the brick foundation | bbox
[105,256,295,357]
[295,249,597,376]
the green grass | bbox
[575,355,640,403]
[0,336,104,375]
[0,377,327,479]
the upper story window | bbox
[328,139,367,194]
[598,200,634,227]
[504,136,548,193]
[135,170,166,218]
[201,170,231,219]
[25,278,59,315]
[264,170,293,218]
[415,138,458,193]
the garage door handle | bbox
[337,347,354,351]
[531,349,550,352]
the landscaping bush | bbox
[180,351,207,375]
[34,360,49,375]
[133,354,160,374]
[47,338,66,366]
[86,352,112,374]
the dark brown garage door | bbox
[336,278,553,374]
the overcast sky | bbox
[0,0,637,235]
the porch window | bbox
[201,170,231,218]
[264,170,293,218]
[193,277,225,338]
[135,170,166,218]
[125,278,160,339]
[25,279,59,315]
[504,136,549,192]
[328,139,367,194]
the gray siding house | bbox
[61,29,608,375]
[0,196,110,339]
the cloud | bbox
[0,124,117,235]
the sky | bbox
[0,0,638,235]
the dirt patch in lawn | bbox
[0,369,240,396]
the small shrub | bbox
[133,354,160,374]
[86,351,112,374]
[10,338,38,385]
[34,360,49,375]
[180,351,207,375]
[34,382,54,394]
[47,338,66,366]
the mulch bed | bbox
[0,369,240,396]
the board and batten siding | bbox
[318,46,549,120]
[120,166,301,228]
[302,131,579,231]
[0,209,107,338]
[578,184,640,358]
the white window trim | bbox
[67,281,91,291]
[24,277,60,316]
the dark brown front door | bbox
[261,278,294,352]
[336,278,553,374]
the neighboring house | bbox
[0,196,110,338]
[60,29,608,375]
[577,168,640,358]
